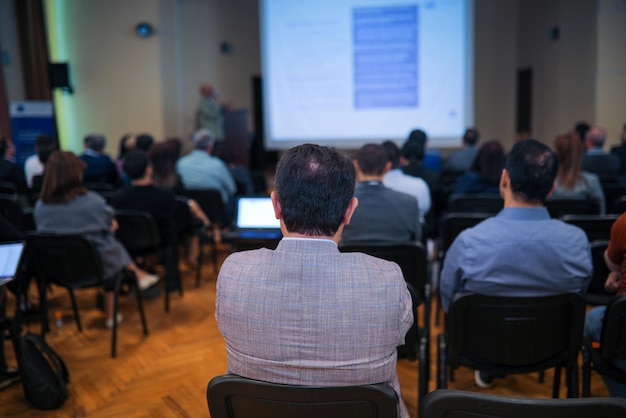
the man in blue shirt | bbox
[440,139,592,388]
[176,129,236,208]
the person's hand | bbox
[111,218,119,232]
[604,271,621,292]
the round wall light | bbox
[135,22,155,38]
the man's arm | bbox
[439,236,466,312]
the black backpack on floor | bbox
[14,332,70,409]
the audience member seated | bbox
[610,123,626,184]
[548,132,605,213]
[176,129,236,211]
[149,140,211,266]
[116,133,137,178]
[341,143,421,245]
[135,133,154,153]
[401,129,445,238]
[215,144,413,418]
[449,139,505,197]
[582,126,620,184]
[381,140,431,223]
[79,134,120,186]
[33,151,159,328]
[441,127,480,188]
[215,144,254,196]
[112,151,179,291]
[584,211,626,397]
[30,142,57,195]
[440,139,593,389]
[0,137,27,194]
[23,134,56,188]
[573,120,591,144]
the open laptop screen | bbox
[235,196,281,238]
[0,241,26,285]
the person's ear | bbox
[383,161,392,174]
[270,191,282,219]
[342,197,359,225]
[499,169,509,189]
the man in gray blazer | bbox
[216,144,413,418]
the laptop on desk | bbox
[229,196,282,239]
[0,241,26,287]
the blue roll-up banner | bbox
[10,101,55,167]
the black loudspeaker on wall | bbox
[48,62,73,94]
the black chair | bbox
[0,181,17,195]
[207,374,399,418]
[582,294,626,397]
[435,212,492,325]
[447,193,504,214]
[0,194,23,229]
[339,242,430,402]
[183,189,230,286]
[612,196,626,214]
[560,214,619,242]
[114,210,182,312]
[421,389,626,418]
[602,184,626,214]
[27,233,149,358]
[544,199,601,218]
[173,196,217,286]
[585,240,616,306]
[437,292,586,398]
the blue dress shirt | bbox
[440,207,592,311]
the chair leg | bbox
[132,273,149,337]
[552,366,562,398]
[418,332,429,403]
[582,346,591,397]
[111,281,120,359]
[437,333,447,389]
[196,238,204,287]
[68,289,82,332]
[566,365,579,398]
[39,280,49,336]
[538,370,545,383]
[424,283,432,383]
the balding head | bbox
[199,83,214,98]
[585,126,607,149]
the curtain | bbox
[0,59,10,138]
[15,0,51,100]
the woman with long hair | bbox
[34,151,159,328]
[450,139,506,196]
[549,132,605,213]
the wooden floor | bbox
[1,245,609,417]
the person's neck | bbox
[503,195,543,209]
[358,174,384,183]
[132,178,152,187]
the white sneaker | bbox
[138,273,159,291]
[105,313,123,330]
[474,370,494,389]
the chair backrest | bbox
[114,210,161,254]
[0,181,17,195]
[585,240,614,306]
[184,188,230,226]
[612,196,626,214]
[207,374,399,418]
[438,212,491,257]
[0,193,23,228]
[421,389,626,418]
[173,196,195,234]
[339,242,427,300]
[560,214,619,242]
[597,294,626,372]
[602,184,626,214]
[446,293,585,371]
[448,193,504,214]
[544,199,601,218]
[27,233,104,287]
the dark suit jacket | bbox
[341,181,420,245]
[111,185,177,245]
[610,144,626,177]
[79,153,119,185]
[0,159,27,193]
[582,151,620,184]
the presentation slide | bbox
[260,0,472,150]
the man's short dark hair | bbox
[84,134,106,151]
[381,140,400,169]
[505,139,559,204]
[463,128,480,145]
[35,135,57,163]
[122,151,150,180]
[274,144,355,236]
[136,134,154,151]
[356,143,388,176]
